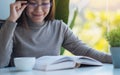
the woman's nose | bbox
[34,6,43,12]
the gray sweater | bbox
[0,20,112,68]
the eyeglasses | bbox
[27,1,51,9]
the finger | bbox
[14,1,27,9]
[10,3,16,13]
[20,4,27,12]
[21,1,28,5]
[16,1,27,4]
[14,1,27,11]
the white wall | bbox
[0,0,15,20]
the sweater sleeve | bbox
[62,22,112,64]
[0,20,17,68]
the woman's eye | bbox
[29,2,36,6]
[42,3,49,5]
[42,3,50,6]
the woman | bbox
[0,0,112,68]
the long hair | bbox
[16,0,55,28]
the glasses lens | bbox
[28,2,37,7]
[41,3,51,9]
[27,1,51,9]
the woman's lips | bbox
[32,14,43,18]
[33,14,42,16]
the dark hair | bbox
[45,0,55,20]
[16,0,55,28]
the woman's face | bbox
[26,0,51,23]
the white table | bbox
[0,64,119,75]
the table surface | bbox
[0,64,119,75]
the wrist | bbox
[7,16,17,22]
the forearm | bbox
[84,48,112,63]
[68,43,112,63]
[63,39,112,63]
[0,20,17,68]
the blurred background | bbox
[64,0,120,55]
[0,0,15,20]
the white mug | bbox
[14,57,36,71]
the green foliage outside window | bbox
[72,9,120,53]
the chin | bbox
[32,19,44,23]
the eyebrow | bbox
[28,0,50,3]
[29,0,50,1]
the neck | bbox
[26,16,45,28]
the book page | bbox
[34,56,75,70]
[34,56,102,71]
[42,61,76,71]
[35,56,74,65]
[72,56,103,65]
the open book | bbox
[33,56,102,71]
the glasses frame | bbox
[27,1,52,9]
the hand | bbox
[8,1,27,22]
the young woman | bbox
[0,0,112,68]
